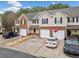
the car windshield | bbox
[66,37,79,45]
[48,39,57,41]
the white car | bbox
[45,37,59,48]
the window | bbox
[42,18,48,24]
[54,17,57,24]
[67,17,75,23]
[60,17,62,24]
[16,20,19,24]
[21,20,26,24]
[24,20,26,24]
[32,20,39,24]
[76,17,78,22]
[54,17,62,24]
[67,17,70,23]
[32,20,36,24]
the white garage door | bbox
[40,29,50,38]
[53,30,65,40]
[20,29,27,36]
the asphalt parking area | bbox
[0,47,37,58]
[8,37,71,58]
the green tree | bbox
[29,6,47,12]
[48,3,69,10]
[2,11,17,31]
[16,3,70,17]
[16,8,29,17]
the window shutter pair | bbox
[54,17,62,24]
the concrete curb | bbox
[5,35,33,47]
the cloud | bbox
[27,6,32,8]
[8,1,22,7]
[0,10,5,14]
[52,2,56,5]
[0,1,22,14]
[3,6,20,13]
[0,1,31,14]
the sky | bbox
[0,1,79,14]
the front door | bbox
[67,30,71,36]
[34,28,36,33]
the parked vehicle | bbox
[64,35,79,55]
[3,32,18,39]
[45,37,59,48]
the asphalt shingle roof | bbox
[60,6,79,17]
[47,6,79,17]
[24,6,79,20]
[25,12,38,20]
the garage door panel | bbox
[40,29,50,38]
[53,30,65,40]
[20,29,27,36]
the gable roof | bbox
[24,6,79,20]
[24,12,38,20]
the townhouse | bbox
[13,7,79,40]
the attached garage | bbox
[53,30,65,40]
[40,29,50,38]
[20,29,27,36]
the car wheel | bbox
[55,45,57,48]
[3,35,4,37]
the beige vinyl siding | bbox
[52,12,67,26]
[39,12,67,27]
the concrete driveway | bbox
[0,35,20,46]
[7,37,71,58]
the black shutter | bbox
[67,17,70,23]
[73,17,74,22]
[42,18,43,24]
[76,17,78,22]
[55,18,56,24]
[60,17,62,24]
[47,18,48,24]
